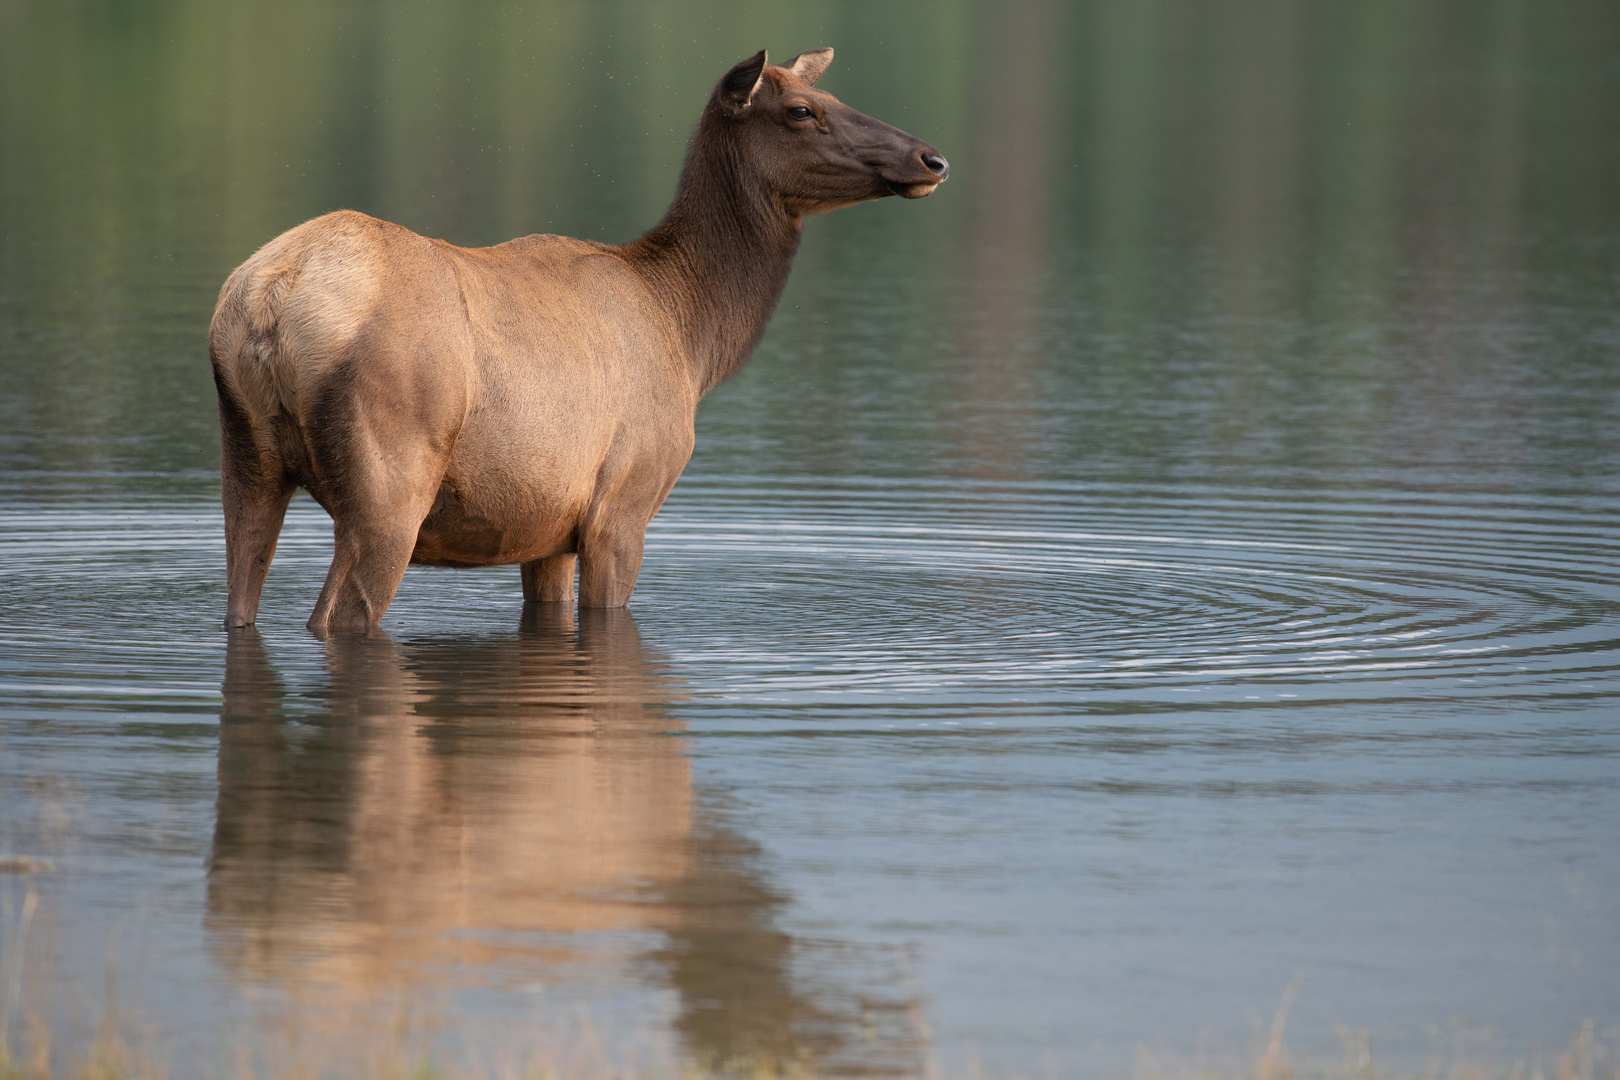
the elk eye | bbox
[787,106,814,121]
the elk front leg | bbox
[521,554,576,603]
[578,526,646,609]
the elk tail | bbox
[244,264,300,364]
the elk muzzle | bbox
[884,145,949,199]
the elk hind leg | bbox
[301,361,450,636]
[307,513,432,637]
[303,450,443,637]
[219,384,294,629]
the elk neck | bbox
[620,108,803,397]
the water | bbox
[2,2,1619,1077]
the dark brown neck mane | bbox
[620,105,803,397]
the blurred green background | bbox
[2,0,1618,493]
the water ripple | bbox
[1,479,1615,722]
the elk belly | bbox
[410,481,578,568]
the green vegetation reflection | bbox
[3,1,1617,494]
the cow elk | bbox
[209,48,947,634]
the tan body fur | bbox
[210,49,946,634]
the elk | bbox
[209,48,948,635]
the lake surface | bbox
[2,2,1618,1077]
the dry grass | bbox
[3,882,1615,1080]
[1131,989,1616,1080]
[3,991,1611,1080]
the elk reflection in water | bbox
[207,610,920,1076]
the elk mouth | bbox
[885,179,942,199]
[878,154,948,199]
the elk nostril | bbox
[922,153,949,177]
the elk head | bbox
[712,49,950,217]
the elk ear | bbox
[719,50,767,113]
[786,48,833,87]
